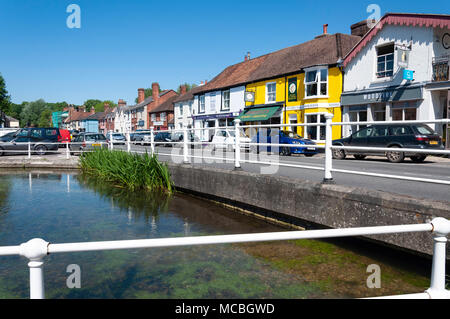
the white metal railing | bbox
[0,218,448,299]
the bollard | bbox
[110,138,114,151]
[19,238,49,299]
[183,124,189,163]
[323,113,334,184]
[234,119,242,170]
[427,218,450,299]
[150,127,155,155]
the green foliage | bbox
[83,99,102,110]
[79,149,174,193]
[38,108,52,127]
[92,100,117,113]
[0,73,11,115]
[20,99,48,127]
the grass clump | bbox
[79,149,174,193]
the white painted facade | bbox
[342,23,450,137]
[174,99,194,131]
[114,107,131,133]
[193,86,246,141]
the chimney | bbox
[323,24,328,35]
[118,99,126,107]
[152,82,160,103]
[204,80,207,85]
[138,88,145,104]
[200,81,204,86]
[104,103,110,113]
[244,55,248,61]
[247,52,251,60]
[350,20,374,37]
[180,85,187,95]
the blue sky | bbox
[0,0,448,106]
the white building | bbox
[341,13,450,143]
[193,86,246,141]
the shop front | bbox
[237,105,282,137]
[341,84,424,137]
[193,112,239,142]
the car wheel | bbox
[386,146,404,163]
[410,155,427,163]
[305,154,315,157]
[35,145,47,156]
[332,147,346,160]
[354,155,366,160]
[280,147,291,156]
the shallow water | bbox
[0,171,430,299]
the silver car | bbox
[69,133,108,155]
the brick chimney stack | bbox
[180,85,187,95]
[118,99,126,107]
[138,88,145,104]
[323,24,328,34]
[152,82,160,103]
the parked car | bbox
[211,129,252,152]
[106,132,126,145]
[332,124,444,163]
[170,132,200,149]
[69,133,108,155]
[154,132,172,147]
[0,131,19,142]
[0,128,60,156]
[132,132,151,145]
[250,129,318,156]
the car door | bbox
[367,126,389,155]
[348,127,374,154]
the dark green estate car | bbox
[332,124,444,163]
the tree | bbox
[83,99,102,110]
[20,99,47,127]
[0,73,11,115]
[38,108,52,127]
[92,100,117,113]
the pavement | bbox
[0,145,449,203]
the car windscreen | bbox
[282,131,302,139]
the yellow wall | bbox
[245,67,344,141]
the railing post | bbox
[323,113,334,184]
[126,132,131,153]
[110,137,114,151]
[427,218,450,299]
[234,119,242,171]
[19,238,49,299]
[183,124,189,163]
[66,142,70,159]
[28,141,31,159]
[150,127,155,155]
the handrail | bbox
[1,218,448,299]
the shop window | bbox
[392,102,417,121]
[373,104,386,121]
[161,113,166,121]
[222,90,230,111]
[349,108,367,134]
[305,114,326,141]
[376,44,394,78]
[151,114,156,122]
[266,82,276,103]
[305,69,328,97]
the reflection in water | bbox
[76,173,171,224]
[0,178,11,217]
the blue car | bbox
[250,129,318,157]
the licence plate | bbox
[307,147,316,151]
[93,143,101,147]
[429,141,438,145]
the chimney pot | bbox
[323,24,328,34]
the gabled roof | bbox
[150,95,178,113]
[65,111,92,123]
[343,13,450,67]
[194,33,360,95]
[173,85,205,103]
[85,112,106,121]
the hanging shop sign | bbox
[403,69,415,81]
[288,78,298,102]
[397,48,410,68]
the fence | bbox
[0,217,448,299]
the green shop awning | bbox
[238,107,280,122]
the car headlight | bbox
[292,141,301,145]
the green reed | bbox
[79,149,174,193]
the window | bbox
[305,69,328,97]
[209,94,216,113]
[151,114,156,122]
[353,127,375,138]
[305,113,326,141]
[349,107,367,135]
[376,44,394,78]
[390,126,413,136]
[31,129,43,138]
[373,104,386,121]
[392,102,417,121]
[266,82,276,103]
[222,90,230,111]
[199,95,205,113]
[160,112,166,121]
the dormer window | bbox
[376,44,394,78]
